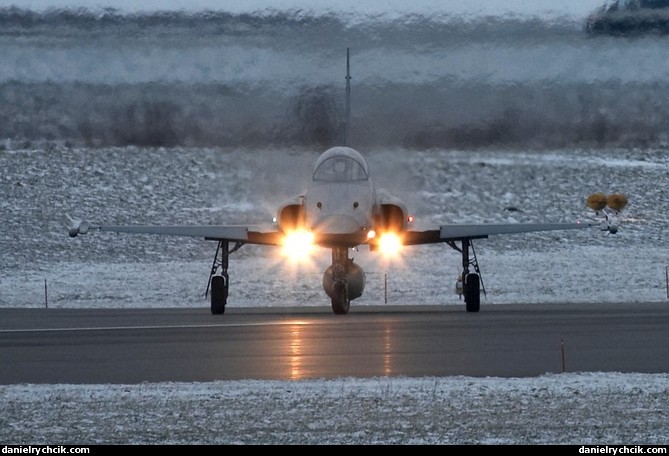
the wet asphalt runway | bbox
[1,303,668,384]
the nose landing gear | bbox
[331,280,350,315]
[323,246,365,315]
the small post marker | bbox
[561,339,566,373]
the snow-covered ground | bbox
[1,146,667,309]
[2,373,668,444]
[0,0,605,20]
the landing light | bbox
[282,230,315,262]
[379,233,402,256]
[367,230,376,239]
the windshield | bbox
[313,156,368,182]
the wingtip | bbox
[66,213,80,237]
[67,218,91,237]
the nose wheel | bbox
[327,247,352,315]
[331,280,350,314]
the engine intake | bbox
[375,203,407,233]
[277,200,305,232]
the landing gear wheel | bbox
[464,273,480,313]
[330,282,350,315]
[211,274,228,315]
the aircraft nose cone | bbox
[314,214,361,234]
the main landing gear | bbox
[449,238,486,313]
[206,240,243,315]
[206,238,482,314]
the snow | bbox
[2,373,668,444]
[0,1,605,21]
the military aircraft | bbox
[68,49,625,315]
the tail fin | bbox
[343,47,351,147]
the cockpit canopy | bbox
[313,146,369,182]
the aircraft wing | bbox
[403,222,594,246]
[68,219,283,246]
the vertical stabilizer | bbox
[344,47,351,147]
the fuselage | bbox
[275,146,409,250]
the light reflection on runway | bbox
[384,323,393,376]
[288,321,306,380]
[281,318,398,380]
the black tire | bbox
[211,274,228,315]
[464,273,480,313]
[330,282,350,315]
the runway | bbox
[1,303,668,384]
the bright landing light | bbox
[379,233,402,256]
[282,230,315,262]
